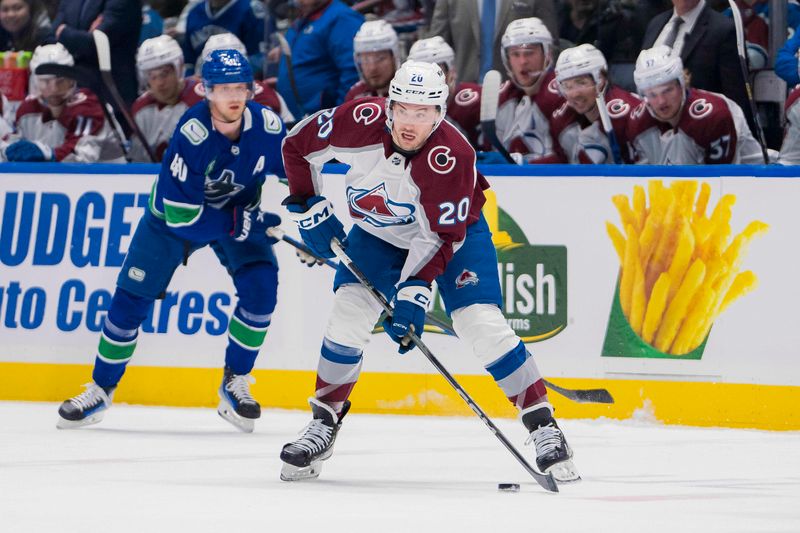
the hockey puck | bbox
[497,483,520,492]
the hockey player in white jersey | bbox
[536,44,641,164]
[494,17,564,162]
[344,20,401,102]
[279,61,579,484]
[131,35,202,162]
[779,86,800,164]
[2,44,125,163]
[628,46,763,165]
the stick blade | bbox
[92,30,112,72]
[480,70,502,122]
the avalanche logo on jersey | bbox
[455,269,479,289]
[347,183,415,227]
[205,169,244,208]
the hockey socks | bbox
[314,338,363,415]
[92,318,138,388]
[485,341,548,411]
[225,305,271,374]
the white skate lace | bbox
[525,423,562,456]
[70,383,110,410]
[290,419,333,454]
[224,374,256,404]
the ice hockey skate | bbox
[56,383,115,429]
[217,367,261,433]
[280,398,350,481]
[522,403,581,483]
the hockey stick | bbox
[421,312,614,404]
[267,226,337,268]
[596,89,623,164]
[272,228,613,404]
[480,70,517,164]
[92,30,157,162]
[34,63,131,160]
[330,239,558,493]
[275,32,308,118]
[727,0,769,164]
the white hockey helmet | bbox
[634,45,685,95]
[137,35,184,83]
[501,17,553,77]
[555,44,607,87]
[407,36,455,72]
[386,60,449,130]
[30,43,74,73]
[353,20,401,69]
[197,32,248,73]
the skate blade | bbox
[217,400,255,433]
[547,459,581,484]
[280,461,323,481]
[56,412,105,430]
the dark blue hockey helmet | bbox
[202,49,253,89]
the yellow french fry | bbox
[642,272,670,345]
[678,180,698,216]
[630,261,646,335]
[632,185,646,229]
[639,188,673,270]
[606,222,626,264]
[645,204,681,296]
[620,223,640,320]
[654,258,706,353]
[666,221,695,302]
[612,195,640,234]
[719,271,758,314]
[694,182,711,219]
[671,286,716,355]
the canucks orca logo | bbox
[347,183,415,227]
[455,269,479,289]
[205,169,244,208]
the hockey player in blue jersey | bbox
[57,49,286,433]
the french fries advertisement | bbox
[602,180,768,359]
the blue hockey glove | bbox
[231,205,281,244]
[476,151,510,165]
[284,195,346,259]
[5,140,54,162]
[383,280,431,354]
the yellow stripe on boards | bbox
[2,362,798,431]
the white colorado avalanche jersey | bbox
[282,97,489,284]
[779,87,800,165]
[628,88,762,165]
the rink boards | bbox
[1,163,798,430]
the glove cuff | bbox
[286,196,334,228]
[396,281,431,310]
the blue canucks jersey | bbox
[149,100,286,243]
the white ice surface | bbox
[1,402,799,533]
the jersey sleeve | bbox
[56,92,109,162]
[152,121,233,242]
[402,127,484,284]
[282,97,385,199]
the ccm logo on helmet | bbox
[428,146,456,174]
[353,102,382,126]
